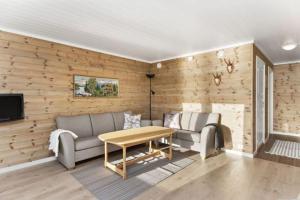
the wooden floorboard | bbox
[255,134,300,167]
[0,149,300,200]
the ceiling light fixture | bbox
[187,56,194,61]
[281,41,298,51]
[217,50,225,58]
[156,62,162,69]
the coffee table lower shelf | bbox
[104,140,173,180]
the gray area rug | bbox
[72,148,195,200]
[266,140,300,159]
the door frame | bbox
[268,67,273,140]
[255,56,266,151]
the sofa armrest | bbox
[57,132,75,169]
[200,125,216,160]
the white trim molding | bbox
[1,27,255,64]
[150,40,254,63]
[0,156,56,175]
[273,60,300,66]
[0,27,152,63]
[271,131,300,137]
[0,27,256,64]
[223,148,254,158]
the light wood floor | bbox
[0,151,300,200]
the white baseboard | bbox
[223,149,254,158]
[0,156,57,175]
[271,131,300,137]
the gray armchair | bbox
[163,111,221,159]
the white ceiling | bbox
[0,0,299,64]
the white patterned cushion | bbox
[123,113,141,129]
[164,113,181,129]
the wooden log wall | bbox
[151,44,254,153]
[273,63,300,134]
[0,31,150,168]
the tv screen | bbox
[0,94,24,122]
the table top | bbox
[98,126,173,147]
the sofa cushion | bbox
[180,111,192,130]
[123,113,141,129]
[207,113,220,124]
[174,129,201,143]
[189,113,209,132]
[180,112,220,132]
[90,113,115,135]
[75,136,103,151]
[112,111,132,130]
[56,114,93,137]
[164,112,181,129]
[141,120,152,127]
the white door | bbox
[256,56,265,150]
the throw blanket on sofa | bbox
[49,129,78,157]
[205,123,224,149]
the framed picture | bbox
[74,75,119,97]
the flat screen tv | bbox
[0,94,24,122]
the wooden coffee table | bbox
[98,126,173,179]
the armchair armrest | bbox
[57,132,75,169]
[200,125,216,160]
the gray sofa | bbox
[163,111,220,159]
[56,111,132,169]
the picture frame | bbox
[74,75,119,97]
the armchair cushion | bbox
[189,112,209,132]
[174,129,201,143]
[206,113,220,124]
[180,112,220,132]
[181,111,192,130]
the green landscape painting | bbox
[74,75,119,97]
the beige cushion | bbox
[75,136,103,151]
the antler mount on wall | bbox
[212,72,223,86]
[224,58,235,73]
[211,57,236,86]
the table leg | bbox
[149,140,152,153]
[122,146,127,180]
[169,134,173,160]
[104,142,108,168]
